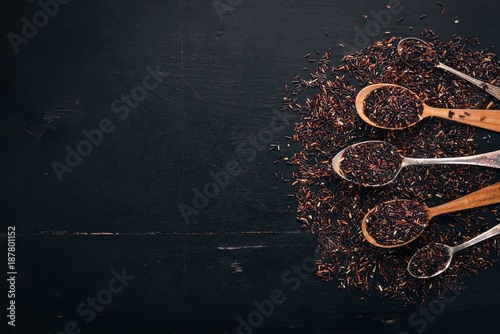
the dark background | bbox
[1,0,499,333]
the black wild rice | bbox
[276,31,499,304]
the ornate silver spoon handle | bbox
[402,150,500,169]
[436,62,500,100]
[453,222,500,252]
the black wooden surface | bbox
[1,1,500,333]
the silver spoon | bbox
[397,37,500,100]
[408,219,500,278]
[331,140,500,187]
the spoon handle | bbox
[427,182,500,218]
[436,63,500,100]
[403,150,500,169]
[453,221,500,252]
[424,105,500,132]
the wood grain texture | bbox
[1,0,500,333]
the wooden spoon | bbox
[361,182,500,248]
[355,83,500,132]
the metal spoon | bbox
[408,219,500,278]
[361,182,500,248]
[331,140,500,187]
[397,37,500,100]
[355,83,500,131]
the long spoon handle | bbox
[436,63,500,100]
[403,150,500,169]
[423,105,500,132]
[427,182,500,218]
[453,221,500,252]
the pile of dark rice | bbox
[276,31,500,303]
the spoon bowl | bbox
[332,140,500,187]
[407,243,454,278]
[361,199,430,248]
[331,140,404,187]
[408,219,500,278]
[355,83,500,132]
[361,182,500,248]
[397,37,430,56]
[397,37,438,69]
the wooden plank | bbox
[12,234,500,333]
